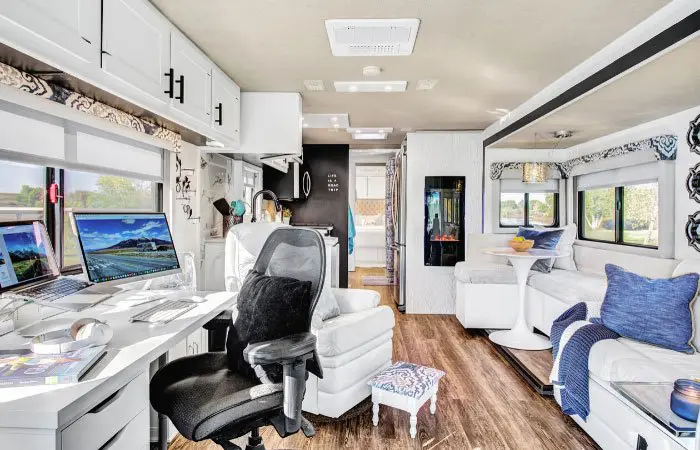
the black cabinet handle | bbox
[164,68,174,98]
[175,75,184,104]
[215,103,223,125]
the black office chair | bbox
[150,228,326,450]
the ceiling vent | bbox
[303,80,325,91]
[334,81,407,93]
[325,19,420,57]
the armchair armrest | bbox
[332,288,380,314]
[243,332,317,366]
[243,332,319,438]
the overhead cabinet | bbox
[170,32,212,125]
[0,0,101,67]
[211,68,241,144]
[102,0,171,103]
[239,92,302,156]
[0,0,242,148]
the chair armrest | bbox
[244,332,318,438]
[243,333,317,366]
[332,288,380,314]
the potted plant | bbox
[282,208,292,225]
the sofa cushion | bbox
[315,305,395,357]
[528,269,607,306]
[589,338,700,383]
[536,223,577,271]
[454,262,527,284]
[515,227,564,273]
[672,259,700,352]
[601,264,698,354]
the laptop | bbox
[0,221,109,311]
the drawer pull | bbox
[99,427,124,450]
[90,386,125,414]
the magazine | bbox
[0,345,106,388]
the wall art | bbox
[685,211,700,252]
[689,113,700,155]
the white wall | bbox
[168,142,202,272]
[405,132,482,314]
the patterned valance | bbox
[490,134,678,180]
[0,61,181,152]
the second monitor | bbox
[72,212,181,285]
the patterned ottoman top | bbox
[368,361,446,398]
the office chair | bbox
[150,228,326,450]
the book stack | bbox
[0,346,106,388]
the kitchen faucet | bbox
[251,189,282,223]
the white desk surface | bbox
[0,290,236,431]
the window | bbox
[63,170,157,267]
[0,160,45,222]
[242,165,262,219]
[499,192,558,228]
[578,182,658,248]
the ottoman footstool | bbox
[368,361,446,438]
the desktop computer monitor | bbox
[71,212,181,285]
[0,221,60,293]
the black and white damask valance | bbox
[0,61,181,152]
[489,134,678,180]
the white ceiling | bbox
[150,0,671,148]
[491,33,700,149]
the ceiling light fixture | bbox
[353,132,388,140]
[335,81,407,93]
[333,123,340,128]
[303,80,325,92]
[363,65,382,77]
[331,116,338,122]
[553,130,574,139]
[302,113,350,129]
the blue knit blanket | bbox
[549,302,619,420]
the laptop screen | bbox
[0,221,58,293]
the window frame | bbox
[577,183,659,250]
[0,159,164,274]
[498,191,560,229]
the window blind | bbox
[576,162,658,191]
[500,178,559,193]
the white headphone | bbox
[31,318,113,355]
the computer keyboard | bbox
[129,300,197,324]
[19,278,92,302]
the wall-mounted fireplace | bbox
[424,176,465,266]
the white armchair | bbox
[225,223,396,418]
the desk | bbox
[0,290,237,450]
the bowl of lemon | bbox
[508,236,534,252]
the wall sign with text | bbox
[327,172,339,192]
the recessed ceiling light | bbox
[347,127,394,134]
[352,132,388,140]
[333,123,340,128]
[303,80,325,91]
[302,114,350,128]
[335,81,407,93]
[416,79,438,91]
[363,65,382,76]
[400,127,413,132]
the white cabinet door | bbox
[171,32,212,125]
[367,176,385,199]
[0,0,100,65]
[102,0,171,103]
[211,67,241,144]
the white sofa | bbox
[225,223,396,418]
[455,233,700,450]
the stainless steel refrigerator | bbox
[391,144,407,312]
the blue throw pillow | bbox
[601,264,699,354]
[515,227,564,273]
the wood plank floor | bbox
[170,267,597,450]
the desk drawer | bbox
[62,372,148,450]
[99,408,149,450]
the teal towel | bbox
[348,206,356,255]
